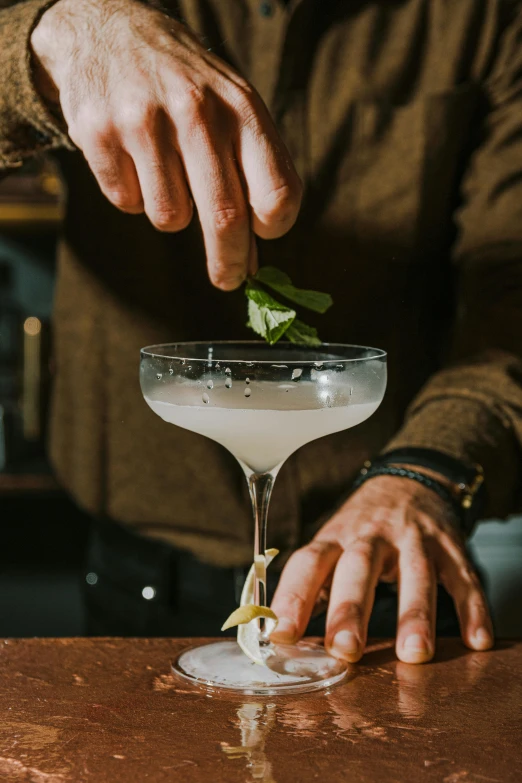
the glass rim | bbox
[140,340,387,365]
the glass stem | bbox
[247,469,276,644]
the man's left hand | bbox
[270,475,494,663]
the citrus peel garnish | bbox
[221,605,278,632]
[222,548,279,665]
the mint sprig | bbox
[286,319,321,346]
[245,282,296,345]
[254,266,333,314]
[244,266,332,346]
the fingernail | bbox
[473,628,493,649]
[404,634,430,654]
[332,630,359,656]
[271,618,296,642]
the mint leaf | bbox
[254,266,333,314]
[245,283,296,344]
[286,319,322,346]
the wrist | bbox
[356,448,485,535]
[30,0,71,102]
[386,463,458,495]
[30,0,131,100]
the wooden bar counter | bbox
[0,638,520,782]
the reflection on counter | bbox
[222,703,277,782]
[217,640,495,782]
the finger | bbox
[437,545,494,652]
[125,112,193,232]
[396,538,437,664]
[173,93,252,290]
[83,134,144,214]
[235,97,302,240]
[325,538,386,663]
[270,540,341,644]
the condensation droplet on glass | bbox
[225,377,232,389]
[202,393,210,404]
[168,368,174,375]
[291,368,302,381]
[244,388,251,398]
[216,363,221,371]
[337,363,344,370]
[225,367,232,375]
[181,359,186,365]
[188,366,192,371]
[326,395,331,407]
[156,373,162,380]
[314,362,323,369]
[247,362,254,368]
[245,377,250,385]
[207,380,214,390]
[350,387,354,396]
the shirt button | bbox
[259,1,273,17]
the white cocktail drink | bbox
[147,397,378,473]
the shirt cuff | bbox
[0,0,74,168]
[383,393,520,519]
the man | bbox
[1,0,521,663]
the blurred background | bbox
[0,156,521,639]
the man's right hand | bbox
[31,0,302,290]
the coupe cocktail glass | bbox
[140,342,387,695]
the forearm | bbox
[0,0,74,169]
[0,0,178,170]
[384,356,522,519]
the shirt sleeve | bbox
[0,0,74,169]
[384,6,522,520]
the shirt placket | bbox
[247,0,291,110]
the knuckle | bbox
[349,537,375,560]
[150,208,184,231]
[118,102,158,139]
[71,109,114,148]
[331,601,364,627]
[212,203,247,234]
[457,562,480,588]
[174,201,194,229]
[303,540,341,561]
[175,83,214,124]
[278,589,307,616]
[469,595,488,614]
[231,84,259,122]
[257,182,301,225]
[400,606,431,625]
[107,191,142,212]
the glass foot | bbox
[172,640,348,695]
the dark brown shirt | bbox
[1,0,522,565]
